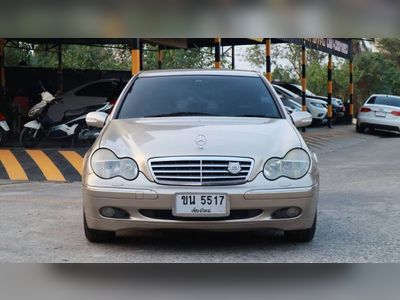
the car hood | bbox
[307,98,327,105]
[307,95,342,106]
[99,117,303,176]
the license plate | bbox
[375,111,386,117]
[173,194,229,217]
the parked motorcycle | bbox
[20,84,114,148]
[0,112,10,146]
[72,100,114,146]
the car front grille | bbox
[149,156,254,186]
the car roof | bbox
[369,94,400,99]
[85,78,128,83]
[138,69,261,78]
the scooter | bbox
[0,112,10,146]
[20,85,114,148]
[71,100,114,145]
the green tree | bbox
[376,38,400,66]
[143,45,213,70]
[143,44,229,70]
[33,45,131,71]
[245,43,325,79]
[4,42,32,66]
[244,45,266,70]
[6,42,229,71]
[354,51,400,105]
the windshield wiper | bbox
[144,112,222,118]
[233,114,280,119]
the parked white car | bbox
[357,94,400,133]
[273,85,327,124]
[47,79,127,122]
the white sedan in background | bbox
[47,79,127,122]
[357,94,400,133]
[272,85,327,125]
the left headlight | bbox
[90,148,139,180]
[263,148,311,180]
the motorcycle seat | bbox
[63,107,88,118]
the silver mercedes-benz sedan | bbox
[82,70,319,243]
[357,94,400,133]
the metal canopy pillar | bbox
[301,42,307,132]
[349,59,354,119]
[131,38,141,75]
[214,38,221,69]
[327,54,333,128]
[0,39,5,103]
[265,38,272,81]
[231,46,235,69]
[57,44,63,93]
[158,46,163,70]
[139,40,144,70]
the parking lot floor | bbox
[0,125,399,262]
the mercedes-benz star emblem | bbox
[228,162,241,174]
[195,134,207,148]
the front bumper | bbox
[83,173,319,232]
[309,108,327,120]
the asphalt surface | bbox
[1,126,399,262]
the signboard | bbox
[249,38,264,43]
[144,38,188,49]
[277,38,352,59]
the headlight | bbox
[90,148,139,180]
[263,148,310,180]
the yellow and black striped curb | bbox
[0,149,86,182]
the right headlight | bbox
[90,148,139,180]
[263,148,311,180]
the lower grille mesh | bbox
[139,209,263,221]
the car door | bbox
[73,81,117,108]
[48,80,118,122]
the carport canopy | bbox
[0,38,354,123]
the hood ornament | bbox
[195,134,207,149]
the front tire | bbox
[284,213,317,243]
[72,124,83,147]
[84,215,115,243]
[20,127,42,148]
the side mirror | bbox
[291,111,312,128]
[86,111,108,128]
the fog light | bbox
[100,207,115,217]
[271,207,302,219]
[286,207,301,218]
[99,207,130,219]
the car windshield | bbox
[288,99,302,109]
[293,84,315,96]
[306,90,315,96]
[294,84,316,96]
[367,96,400,107]
[273,85,299,99]
[117,75,281,119]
